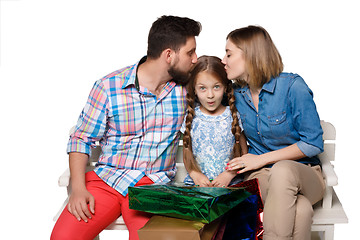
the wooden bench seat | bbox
[54,120,347,239]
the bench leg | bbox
[311,231,323,240]
[322,186,333,209]
[323,225,334,240]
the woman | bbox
[223,25,325,240]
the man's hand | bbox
[67,152,94,222]
[67,188,95,223]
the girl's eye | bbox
[214,85,220,89]
[199,87,206,90]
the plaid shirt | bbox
[67,57,187,196]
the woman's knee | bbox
[293,195,313,240]
[269,160,299,187]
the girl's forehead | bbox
[195,71,224,85]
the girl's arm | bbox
[227,143,306,174]
[212,170,237,187]
[212,132,248,187]
[188,170,212,187]
[183,146,212,187]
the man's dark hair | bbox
[147,15,201,59]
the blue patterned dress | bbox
[181,106,242,185]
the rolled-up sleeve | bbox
[297,141,322,157]
[67,80,109,155]
[289,76,323,157]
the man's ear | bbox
[162,48,174,64]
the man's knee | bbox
[51,224,75,240]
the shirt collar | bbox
[261,77,276,93]
[121,56,147,89]
[237,76,277,94]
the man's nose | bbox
[192,52,198,64]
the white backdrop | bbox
[0,0,358,239]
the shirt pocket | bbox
[267,111,290,139]
[162,99,186,129]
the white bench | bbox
[54,120,347,240]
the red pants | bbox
[51,171,153,240]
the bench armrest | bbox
[58,169,70,187]
[321,157,338,187]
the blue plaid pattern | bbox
[67,58,187,196]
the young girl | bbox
[181,55,248,188]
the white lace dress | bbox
[180,106,242,185]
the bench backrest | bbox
[86,120,334,182]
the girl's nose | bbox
[208,89,215,98]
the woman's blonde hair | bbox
[183,56,242,172]
[227,25,283,88]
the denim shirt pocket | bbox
[267,111,290,139]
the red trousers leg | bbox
[51,171,153,240]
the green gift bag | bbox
[129,183,251,223]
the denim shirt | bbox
[234,72,323,166]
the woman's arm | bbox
[227,143,306,174]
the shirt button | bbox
[257,132,260,135]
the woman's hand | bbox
[212,170,237,187]
[189,171,212,187]
[226,153,267,174]
[227,144,307,174]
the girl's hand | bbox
[212,171,236,187]
[189,171,212,187]
[226,153,267,174]
[67,188,95,223]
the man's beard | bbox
[168,66,190,86]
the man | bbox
[51,15,201,240]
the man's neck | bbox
[137,58,172,97]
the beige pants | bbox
[244,160,325,240]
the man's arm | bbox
[67,152,95,223]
